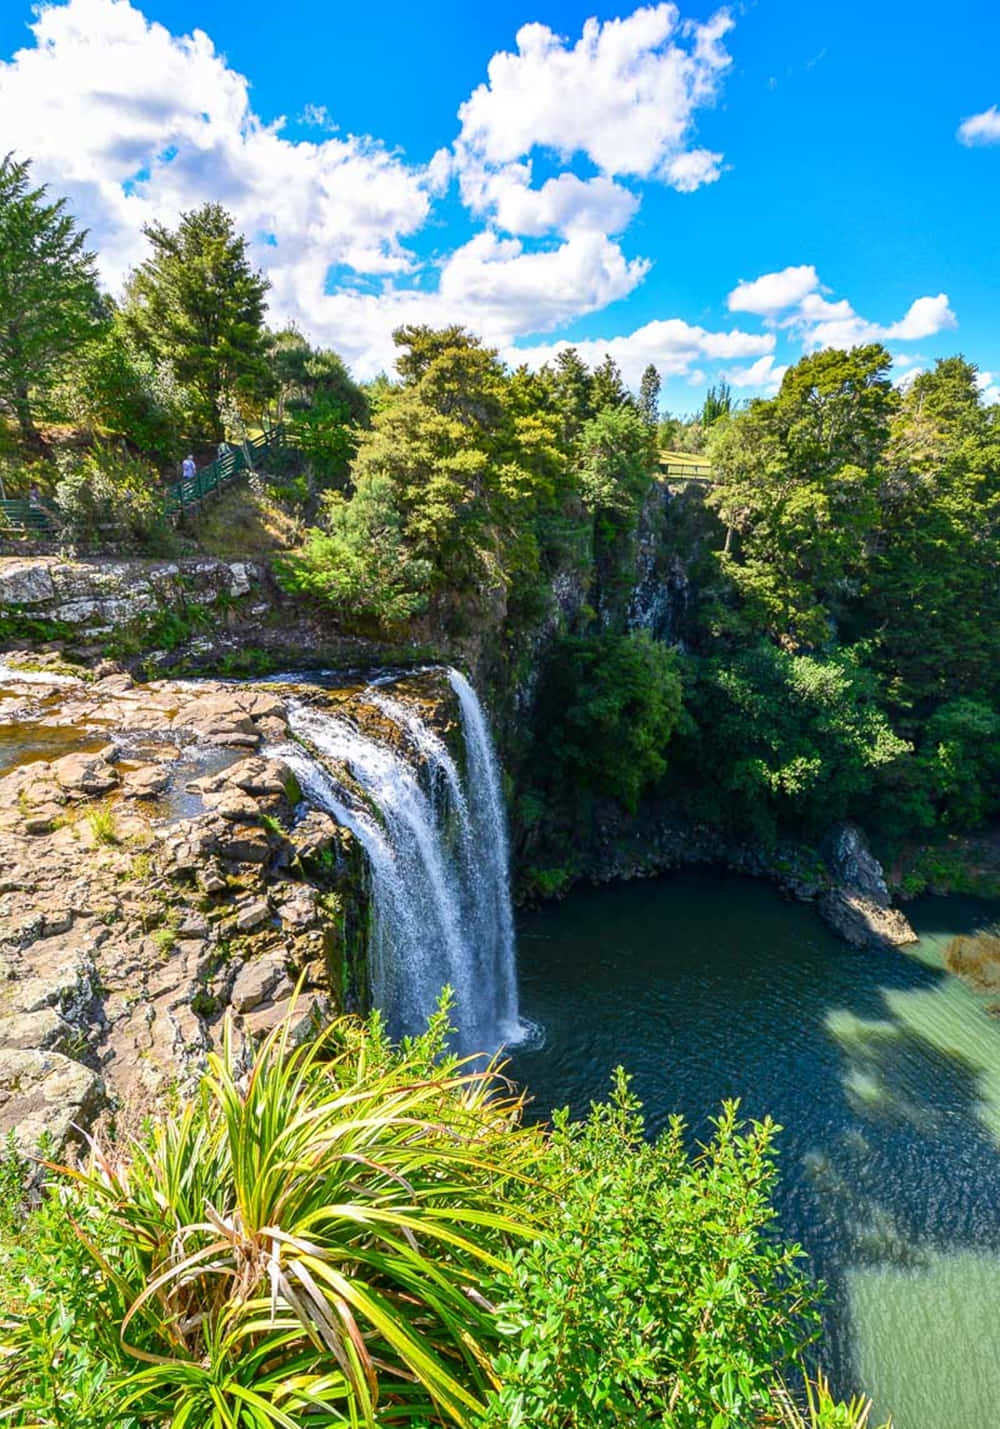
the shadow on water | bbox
[508,872,1000,1429]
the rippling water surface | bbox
[508,872,1000,1429]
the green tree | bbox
[638,362,661,426]
[75,314,184,458]
[537,631,684,813]
[266,327,369,491]
[279,473,432,630]
[866,355,1000,705]
[681,643,910,841]
[0,153,102,447]
[577,405,655,521]
[124,204,269,442]
[701,379,732,426]
[708,346,895,646]
[550,346,596,446]
[591,352,632,412]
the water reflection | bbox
[509,874,1000,1429]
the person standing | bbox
[182,453,196,481]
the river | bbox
[508,872,1000,1429]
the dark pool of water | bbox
[508,873,1000,1429]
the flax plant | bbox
[48,1001,540,1428]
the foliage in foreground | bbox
[0,1003,538,1428]
[0,1001,889,1429]
[480,1079,818,1429]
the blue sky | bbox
[1,0,998,408]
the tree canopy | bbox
[0,153,102,446]
[124,203,270,442]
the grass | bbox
[660,448,713,469]
[87,806,119,846]
[190,483,303,559]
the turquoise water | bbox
[509,873,1000,1428]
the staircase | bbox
[163,429,282,519]
[0,499,61,540]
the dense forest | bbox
[4,152,999,1428]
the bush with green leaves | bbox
[75,319,186,460]
[54,444,169,550]
[480,1076,820,1429]
[0,1002,539,1429]
[278,472,432,631]
[535,630,685,814]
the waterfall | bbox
[275,669,522,1054]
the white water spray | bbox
[276,670,523,1053]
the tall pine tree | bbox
[124,204,269,442]
[0,153,102,448]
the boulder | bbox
[230,953,291,1013]
[122,764,171,799]
[819,889,918,950]
[0,1006,73,1051]
[51,752,120,798]
[0,1048,104,1156]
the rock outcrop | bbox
[0,666,378,1156]
[0,555,264,636]
[818,824,917,950]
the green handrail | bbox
[163,428,282,518]
[0,498,60,538]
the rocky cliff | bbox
[0,664,473,1158]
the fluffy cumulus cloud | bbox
[725,266,956,354]
[957,105,1000,146]
[728,265,821,317]
[0,0,434,296]
[509,316,773,391]
[0,0,754,378]
[455,5,731,185]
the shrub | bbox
[479,1076,821,1428]
[278,472,432,630]
[1,1001,538,1428]
[54,445,169,551]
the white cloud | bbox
[664,148,724,192]
[460,167,640,237]
[439,230,650,335]
[957,105,1000,146]
[727,264,820,316]
[719,354,787,391]
[977,371,1000,405]
[884,294,956,341]
[0,0,433,293]
[801,292,956,351]
[455,4,733,187]
[728,265,957,354]
[508,315,772,390]
[298,103,337,131]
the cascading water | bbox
[274,669,523,1054]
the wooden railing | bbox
[163,429,281,519]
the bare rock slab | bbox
[0,1048,104,1156]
